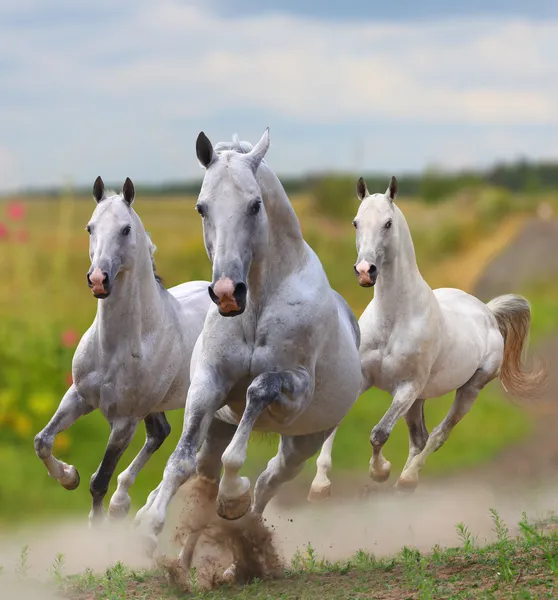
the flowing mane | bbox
[146,232,164,286]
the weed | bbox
[15,544,30,579]
[519,512,558,576]
[457,522,477,554]
[490,508,515,582]
[51,552,65,585]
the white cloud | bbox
[1,2,558,190]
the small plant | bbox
[15,545,30,579]
[519,512,558,576]
[305,542,318,571]
[490,508,515,582]
[457,522,476,554]
[189,567,200,595]
[51,552,65,585]
[101,562,128,600]
[399,546,437,599]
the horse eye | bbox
[384,220,392,230]
[196,204,205,217]
[352,220,357,229]
[250,201,261,216]
[86,225,92,234]
[121,225,131,236]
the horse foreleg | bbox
[108,413,171,520]
[133,369,229,554]
[89,418,138,526]
[255,430,333,514]
[217,368,311,521]
[34,386,93,490]
[178,418,237,571]
[308,425,338,502]
[397,368,494,491]
[369,382,420,482]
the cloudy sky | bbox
[1,1,557,192]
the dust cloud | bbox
[0,476,555,593]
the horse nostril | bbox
[87,273,92,286]
[208,285,219,305]
[102,272,109,284]
[353,264,359,276]
[369,265,378,277]
[233,282,247,306]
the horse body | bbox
[311,176,545,495]
[134,131,362,556]
[34,178,211,524]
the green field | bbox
[0,185,555,525]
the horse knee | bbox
[370,425,389,448]
[247,373,282,407]
[34,432,51,460]
[89,472,109,500]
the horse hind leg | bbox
[397,367,496,491]
[89,418,137,527]
[254,430,333,515]
[308,425,338,502]
[108,413,171,520]
[403,398,428,471]
[34,387,93,490]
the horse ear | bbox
[246,127,270,172]
[356,177,369,201]
[386,176,398,201]
[93,176,105,203]
[196,131,216,168]
[122,177,135,206]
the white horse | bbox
[311,176,546,493]
[34,177,211,524]
[134,130,362,556]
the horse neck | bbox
[374,206,428,319]
[96,233,163,349]
[246,164,307,303]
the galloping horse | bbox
[34,177,211,524]
[311,176,546,494]
[134,130,362,557]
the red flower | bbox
[7,202,26,221]
[65,372,73,387]
[61,329,79,348]
[15,229,29,243]
[0,223,8,240]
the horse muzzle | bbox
[209,278,247,316]
[354,261,378,287]
[87,267,112,299]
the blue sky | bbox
[1,1,557,191]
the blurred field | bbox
[0,183,556,526]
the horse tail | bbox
[487,294,547,400]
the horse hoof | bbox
[394,476,418,493]
[216,491,252,521]
[221,562,237,584]
[108,496,131,520]
[132,519,159,558]
[61,466,80,491]
[307,483,331,503]
[369,463,391,483]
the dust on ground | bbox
[1,474,557,593]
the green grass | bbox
[0,190,553,525]
[15,511,553,599]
